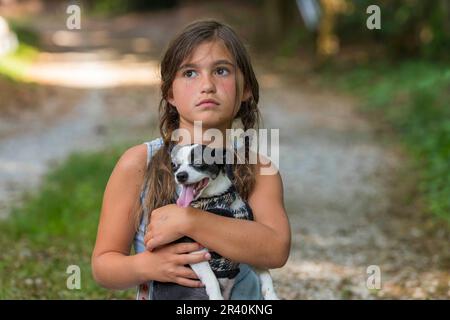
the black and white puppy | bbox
[166,143,278,300]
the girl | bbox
[91,20,291,300]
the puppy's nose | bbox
[176,171,188,183]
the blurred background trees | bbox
[258,0,449,62]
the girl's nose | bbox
[201,75,216,93]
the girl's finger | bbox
[176,266,199,280]
[175,277,204,288]
[146,238,155,251]
[144,230,152,244]
[173,242,204,254]
[179,252,211,265]
[146,235,164,251]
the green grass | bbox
[323,60,450,223]
[0,143,138,299]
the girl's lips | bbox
[196,99,219,107]
[197,102,219,108]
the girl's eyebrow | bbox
[178,60,235,70]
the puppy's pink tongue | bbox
[177,185,194,207]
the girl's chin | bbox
[192,114,230,126]
[196,119,226,129]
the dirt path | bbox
[0,85,163,219]
[1,1,449,299]
[258,74,450,299]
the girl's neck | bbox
[176,120,233,148]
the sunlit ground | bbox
[25,51,160,88]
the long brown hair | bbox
[134,19,262,229]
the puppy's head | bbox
[170,143,229,207]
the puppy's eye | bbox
[171,162,178,171]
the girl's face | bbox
[168,40,251,132]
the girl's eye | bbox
[215,67,230,76]
[183,70,197,78]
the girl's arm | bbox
[91,145,209,290]
[146,155,291,269]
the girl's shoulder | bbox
[115,137,163,174]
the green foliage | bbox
[0,144,137,299]
[337,0,450,60]
[278,27,314,57]
[0,20,39,81]
[88,0,130,16]
[86,0,179,16]
[0,43,38,81]
[8,20,40,48]
[325,60,450,222]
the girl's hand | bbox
[139,242,211,288]
[145,204,190,251]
